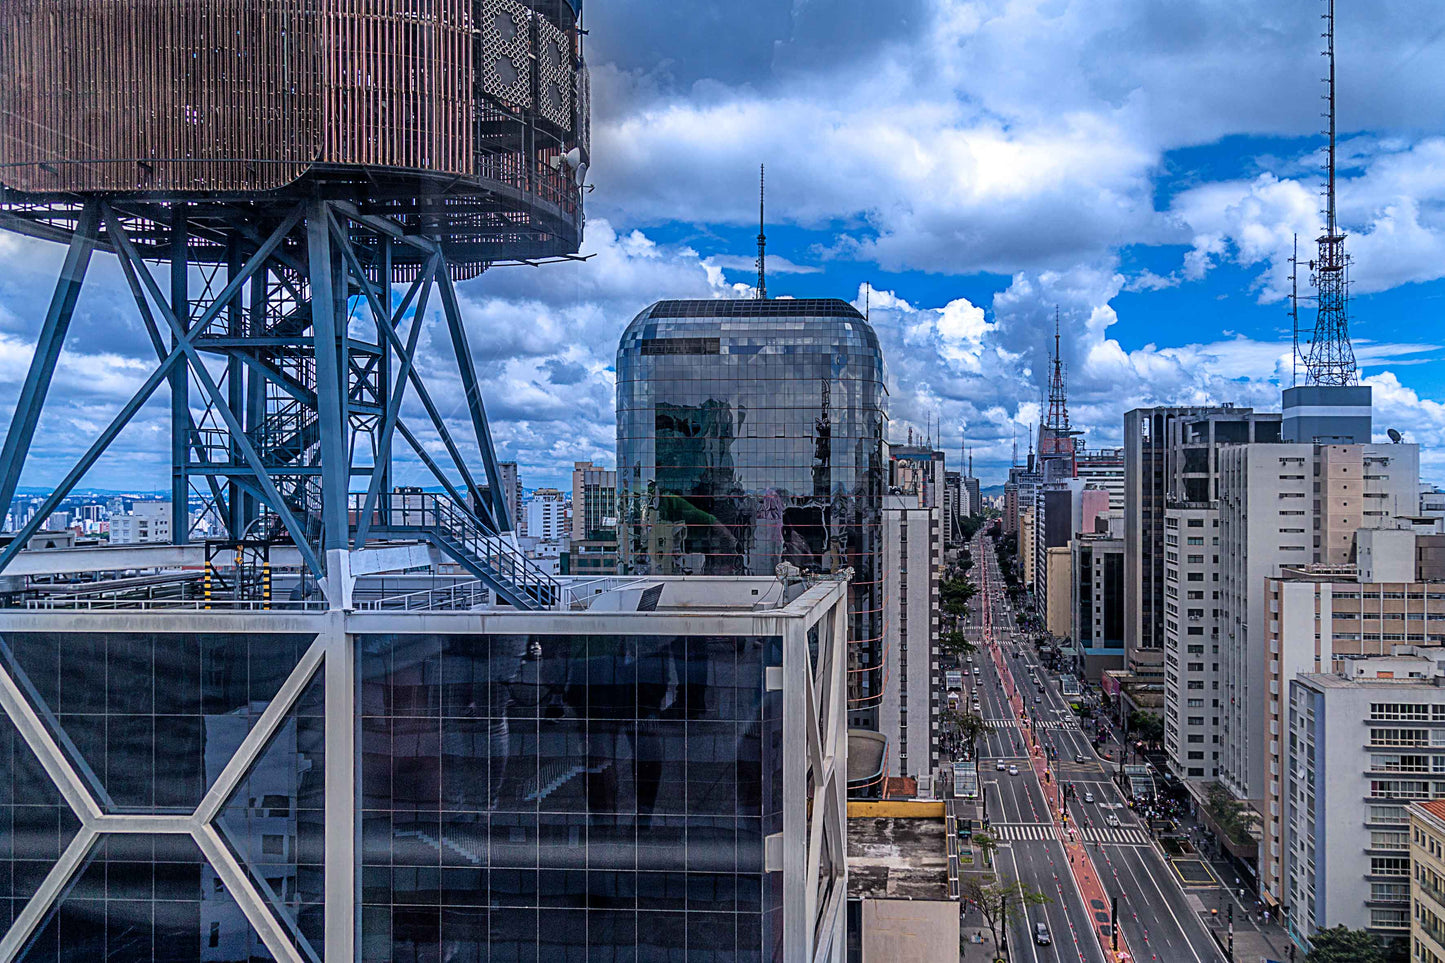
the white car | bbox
[1007,764,1020,776]
[1105,814,1121,827]
[996,760,1007,771]
[972,701,981,712]
[1083,790,1095,803]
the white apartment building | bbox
[1285,651,1445,943]
[1163,506,1223,781]
[109,501,172,545]
[1218,443,1418,806]
[879,493,943,780]
[524,488,567,541]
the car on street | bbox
[996,760,1007,771]
[1075,752,1087,763]
[1035,923,1051,945]
[973,667,981,676]
[1083,790,1094,803]
[1105,814,1121,827]
[972,701,981,712]
[1007,764,1019,776]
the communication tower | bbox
[1303,0,1358,386]
[0,0,590,607]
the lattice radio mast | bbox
[756,164,767,300]
[1304,0,1359,385]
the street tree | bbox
[1128,710,1164,749]
[955,711,991,761]
[960,876,1049,959]
[1304,926,1385,963]
[939,628,975,658]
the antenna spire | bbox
[756,164,767,300]
[1303,0,1358,386]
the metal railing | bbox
[352,492,559,609]
[358,580,491,612]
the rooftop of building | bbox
[846,802,954,902]
[1412,799,1445,829]
[636,298,865,321]
[1297,649,1445,687]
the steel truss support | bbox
[0,198,523,601]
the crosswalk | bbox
[987,822,1153,846]
[1030,720,1082,731]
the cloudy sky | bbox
[4,0,1445,494]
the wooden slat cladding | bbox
[318,0,473,175]
[0,0,323,193]
[0,0,481,193]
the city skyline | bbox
[3,2,1445,493]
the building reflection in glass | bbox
[616,299,887,723]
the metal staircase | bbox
[354,492,559,610]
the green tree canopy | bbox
[1304,926,1385,963]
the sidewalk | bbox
[1161,810,1298,963]
[959,904,1003,963]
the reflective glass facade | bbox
[0,630,323,962]
[616,299,887,720]
[358,631,783,962]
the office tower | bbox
[0,573,847,962]
[616,299,887,735]
[1124,406,1281,677]
[964,476,982,518]
[1285,649,1445,944]
[943,470,963,543]
[524,488,567,541]
[1070,514,1126,680]
[570,460,619,576]
[1217,441,1418,806]
[499,461,523,535]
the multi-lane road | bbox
[952,534,1225,963]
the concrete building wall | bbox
[1162,506,1221,782]
[1286,668,1444,941]
[880,497,942,780]
[1046,545,1071,637]
[1409,803,1445,963]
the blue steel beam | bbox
[0,202,99,527]
[102,207,325,579]
[437,263,512,532]
[307,202,352,554]
[353,254,438,548]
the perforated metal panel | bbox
[480,0,534,110]
[576,61,592,156]
[536,13,574,130]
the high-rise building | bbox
[1217,441,1418,804]
[499,461,523,534]
[1076,447,1125,512]
[0,571,848,962]
[943,470,963,544]
[880,488,943,780]
[1263,541,1445,906]
[1124,406,1281,677]
[1071,514,1126,680]
[525,488,567,541]
[569,460,620,577]
[616,299,887,736]
[1285,649,1445,943]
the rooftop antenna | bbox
[1289,232,1300,387]
[755,164,767,300]
[1011,423,1018,468]
[1303,0,1358,386]
[864,282,870,321]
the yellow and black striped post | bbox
[262,562,272,610]
[203,561,213,610]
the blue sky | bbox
[3,0,1445,492]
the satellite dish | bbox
[561,147,583,170]
[1388,428,1403,444]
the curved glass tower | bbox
[617,298,888,722]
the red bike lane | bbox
[979,547,1132,963]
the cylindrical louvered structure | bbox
[0,0,588,271]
